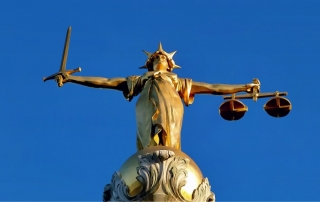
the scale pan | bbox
[264,97,292,118]
[219,100,248,121]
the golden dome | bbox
[118,146,204,200]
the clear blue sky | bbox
[1,1,319,201]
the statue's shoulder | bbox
[127,75,141,80]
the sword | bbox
[43,26,81,87]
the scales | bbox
[219,79,292,121]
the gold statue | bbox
[44,27,261,151]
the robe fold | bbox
[124,71,194,150]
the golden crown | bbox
[140,42,181,71]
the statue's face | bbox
[152,54,169,71]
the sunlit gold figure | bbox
[51,43,258,151]
[44,28,259,150]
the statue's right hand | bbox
[43,67,81,87]
[54,74,68,87]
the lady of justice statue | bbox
[44,27,260,201]
[51,43,259,151]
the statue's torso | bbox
[136,71,184,149]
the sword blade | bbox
[59,26,71,72]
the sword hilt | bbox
[43,67,81,87]
[55,75,64,87]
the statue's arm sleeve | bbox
[178,78,195,106]
[123,76,142,102]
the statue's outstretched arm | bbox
[190,81,258,95]
[64,75,128,91]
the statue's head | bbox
[140,42,181,71]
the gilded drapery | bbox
[124,71,194,150]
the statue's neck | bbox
[153,63,169,71]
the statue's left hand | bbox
[245,78,260,93]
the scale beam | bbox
[223,92,288,100]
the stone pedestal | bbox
[103,146,215,201]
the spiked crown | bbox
[140,42,181,71]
